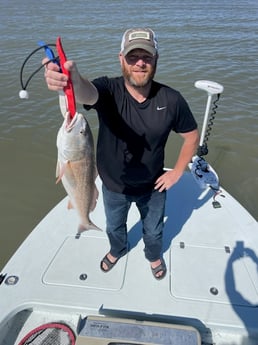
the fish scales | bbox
[56,111,101,233]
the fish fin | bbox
[56,176,62,184]
[67,200,74,209]
[94,168,99,180]
[55,162,60,183]
[90,185,99,212]
[56,160,69,184]
[77,221,102,233]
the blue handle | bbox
[38,40,59,66]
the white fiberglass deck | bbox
[0,172,258,345]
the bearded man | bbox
[44,28,199,280]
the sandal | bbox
[100,253,118,272]
[151,259,167,280]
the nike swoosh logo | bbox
[157,106,167,111]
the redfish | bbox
[56,111,101,233]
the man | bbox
[44,28,199,280]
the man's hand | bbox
[43,58,72,91]
[155,129,199,192]
[154,169,182,192]
[42,59,98,105]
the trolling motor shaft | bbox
[189,80,224,191]
[195,80,224,153]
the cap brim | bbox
[122,43,157,56]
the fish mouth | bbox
[63,112,87,136]
[65,112,77,131]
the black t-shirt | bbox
[84,76,197,195]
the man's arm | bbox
[155,129,199,192]
[43,59,98,105]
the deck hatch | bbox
[42,236,127,291]
[170,244,258,306]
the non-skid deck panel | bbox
[43,236,128,291]
[170,244,258,306]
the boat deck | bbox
[0,172,258,344]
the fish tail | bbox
[77,221,102,234]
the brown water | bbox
[0,0,257,269]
